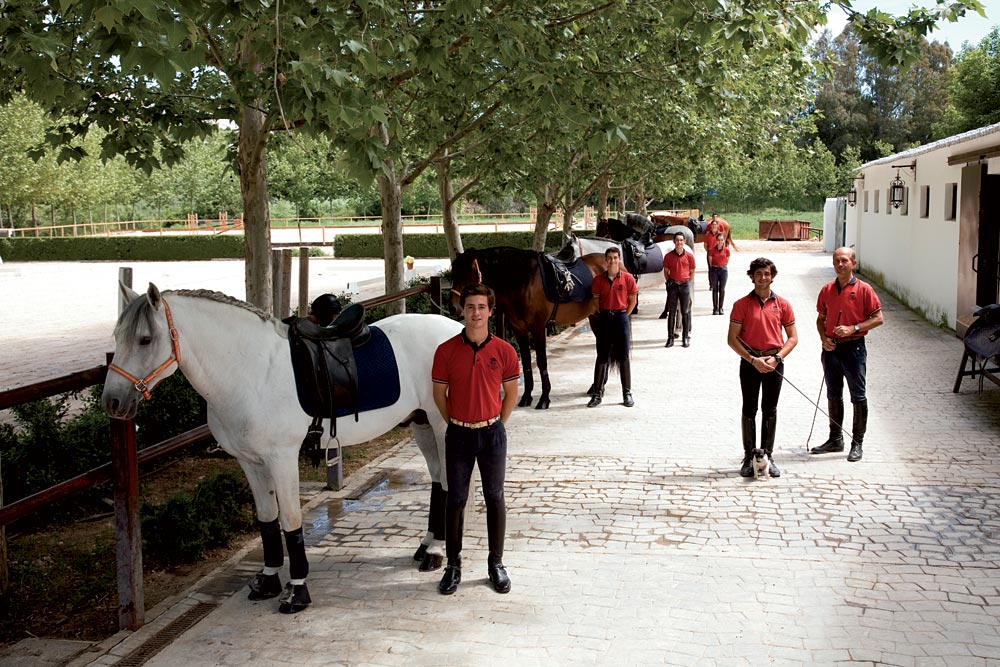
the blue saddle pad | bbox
[538,255,595,304]
[337,325,400,417]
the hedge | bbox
[0,235,246,261]
[334,230,584,258]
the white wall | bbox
[850,155,960,327]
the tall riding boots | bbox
[810,398,845,454]
[847,400,868,461]
[740,415,756,477]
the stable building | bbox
[845,122,1000,336]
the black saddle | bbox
[966,304,1000,359]
[622,238,649,274]
[286,303,371,466]
[540,252,580,301]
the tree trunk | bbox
[377,167,406,316]
[436,156,463,260]
[0,454,7,595]
[531,185,558,251]
[637,185,648,216]
[238,103,273,311]
[31,204,38,235]
[597,173,610,220]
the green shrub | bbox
[334,231,572,258]
[0,235,245,261]
[132,372,209,449]
[141,471,254,565]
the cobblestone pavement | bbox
[5,241,1000,666]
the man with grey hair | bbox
[811,247,884,462]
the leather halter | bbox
[108,297,181,401]
[450,258,484,297]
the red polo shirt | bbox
[730,290,795,351]
[592,270,638,311]
[432,332,520,422]
[663,250,696,282]
[816,277,882,339]
[707,245,730,268]
[703,224,721,252]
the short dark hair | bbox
[674,232,685,241]
[747,257,777,278]
[605,247,621,259]
[460,282,496,310]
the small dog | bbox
[751,448,769,480]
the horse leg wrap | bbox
[259,518,284,570]
[284,528,309,582]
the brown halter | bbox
[108,297,181,401]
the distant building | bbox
[847,122,1000,335]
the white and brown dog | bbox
[751,448,769,480]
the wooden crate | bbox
[758,219,811,241]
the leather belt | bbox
[449,416,500,429]
[601,309,627,314]
[742,344,782,357]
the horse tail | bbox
[727,229,738,252]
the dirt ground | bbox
[0,429,406,648]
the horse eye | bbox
[139,336,152,346]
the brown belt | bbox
[742,344,781,357]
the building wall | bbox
[847,156,960,327]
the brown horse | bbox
[449,246,608,409]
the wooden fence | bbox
[0,279,443,631]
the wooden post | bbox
[118,267,133,316]
[280,248,293,318]
[298,247,310,316]
[271,249,283,317]
[108,354,143,630]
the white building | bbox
[846,122,1000,336]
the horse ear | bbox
[145,283,162,310]
[119,282,140,304]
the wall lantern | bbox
[888,162,916,210]
[847,188,857,207]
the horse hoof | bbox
[278,582,311,614]
[535,399,550,410]
[517,395,533,408]
[413,543,428,562]
[247,572,282,600]
[419,552,444,572]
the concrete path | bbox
[4,241,1000,666]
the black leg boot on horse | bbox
[279,528,312,613]
[486,501,511,594]
[588,362,607,407]
[439,505,465,595]
[810,398,845,454]
[414,482,446,571]
[761,413,780,477]
[847,400,868,462]
[248,518,284,600]
[740,415,756,477]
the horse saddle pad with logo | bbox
[538,254,595,303]
[287,308,401,419]
[621,239,663,276]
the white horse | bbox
[101,284,461,613]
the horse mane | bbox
[461,247,539,294]
[115,289,271,341]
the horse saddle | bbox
[965,303,1000,359]
[621,238,649,275]
[286,303,379,466]
[538,253,593,303]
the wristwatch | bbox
[773,352,782,363]
[853,324,861,334]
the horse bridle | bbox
[449,258,483,297]
[108,297,181,401]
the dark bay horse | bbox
[449,247,608,409]
[595,214,654,242]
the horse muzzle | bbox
[101,390,141,420]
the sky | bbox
[824,0,996,51]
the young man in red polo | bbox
[588,246,638,408]
[810,247,884,462]
[663,231,696,347]
[728,257,798,477]
[432,283,520,595]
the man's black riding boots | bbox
[810,398,845,454]
[761,413,780,477]
[848,400,868,462]
[486,503,511,594]
[588,363,607,407]
[740,415,756,477]
[439,506,465,595]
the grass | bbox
[718,209,824,240]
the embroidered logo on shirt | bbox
[489,358,499,370]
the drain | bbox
[114,601,216,667]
